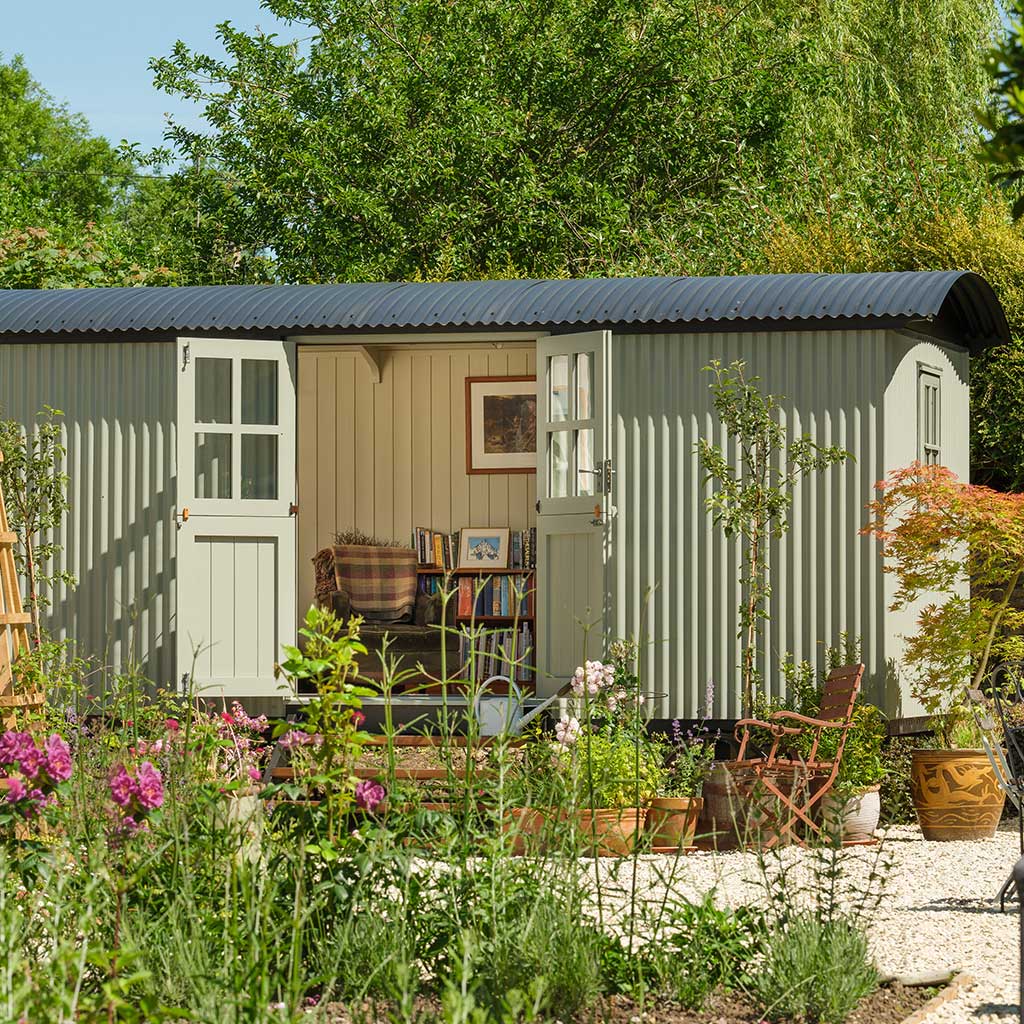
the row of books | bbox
[412,528,539,570]
[413,528,458,569]
[456,575,533,618]
[459,624,534,683]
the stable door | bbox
[176,338,297,697]
[535,331,613,690]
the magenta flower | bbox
[43,734,72,783]
[248,767,262,782]
[109,764,136,808]
[354,779,385,812]
[135,762,164,810]
[4,776,25,803]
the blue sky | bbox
[5,1,289,152]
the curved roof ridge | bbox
[0,271,1008,350]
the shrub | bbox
[880,736,925,825]
[751,914,878,1024]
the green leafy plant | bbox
[561,731,662,809]
[0,406,76,643]
[751,913,879,1024]
[658,721,716,798]
[698,361,850,713]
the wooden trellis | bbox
[0,451,36,730]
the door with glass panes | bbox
[175,339,296,696]
[535,331,612,691]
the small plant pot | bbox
[646,796,703,849]
[821,785,880,844]
[576,807,646,857]
[910,749,1005,841]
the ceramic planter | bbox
[821,785,881,844]
[910,749,1005,841]
[646,796,703,850]
[576,807,646,857]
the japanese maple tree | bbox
[862,463,1024,745]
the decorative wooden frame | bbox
[465,376,536,475]
[458,527,511,569]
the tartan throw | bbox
[333,544,417,623]
[312,547,336,609]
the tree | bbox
[0,408,76,644]
[980,2,1024,218]
[697,362,850,715]
[151,0,998,284]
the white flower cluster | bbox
[571,659,616,697]
[553,715,581,749]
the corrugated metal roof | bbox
[0,271,1009,349]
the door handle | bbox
[174,507,190,529]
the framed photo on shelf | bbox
[458,527,510,569]
[465,376,536,474]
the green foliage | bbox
[879,736,925,825]
[698,362,851,713]
[751,914,879,1024]
[0,406,76,642]
[148,0,999,284]
[569,731,662,809]
[980,2,1024,219]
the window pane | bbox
[549,355,570,422]
[242,359,278,425]
[195,433,232,498]
[577,428,595,495]
[195,358,232,424]
[575,353,593,419]
[548,430,571,497]
[242,434,278,500]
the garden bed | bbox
[321,982,940,1023]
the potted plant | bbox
[863,464,1024,840]
[820,704,886,844]
[648,720,715,850]
[568,730,662,856]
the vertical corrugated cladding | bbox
[610,329,887,720]
[0,339,177,684]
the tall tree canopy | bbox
[151,0,998,283]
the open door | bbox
[176,338,297,697]
[535,331,613,692]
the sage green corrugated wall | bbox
[0,341,177,684]
[608,328,956,721]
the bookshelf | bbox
[414,527,536,687]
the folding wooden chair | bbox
[730,663,865,848]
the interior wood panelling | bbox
[297,345,537,615]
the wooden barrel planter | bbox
[910,749,1005,841]
[699,763,809,850]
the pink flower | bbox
[43,734,72,783]
[165,718,180,733]
[135,762,164,810]
[4,776,25,803]
[248,767,262,782]
[109,764,137,809]
[280,729,321,750]
[220,711,235,726]
[352,710,366,728]
[554,715,581,747]
[354,779,385,812]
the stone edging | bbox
[899,973,975,1024]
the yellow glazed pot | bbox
[910,749,1004,841]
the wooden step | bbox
[0,612,31,625]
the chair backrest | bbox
[818,664,864,723]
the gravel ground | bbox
[582,823,1021,1024]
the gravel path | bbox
[585,824,1021,1024]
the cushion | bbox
[332,544,417,623]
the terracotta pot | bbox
[576,807,646,857]
[501,807,546,855]
[910,749,1005,841]
[821,785,880,844]
[699,763,808,849]
[646,796,703,849]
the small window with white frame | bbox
[918,365,942,466]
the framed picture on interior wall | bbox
[458,527,511,569]
[465,376,536,474]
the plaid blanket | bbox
[333,545,417,623]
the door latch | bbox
[174,506,190,529]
